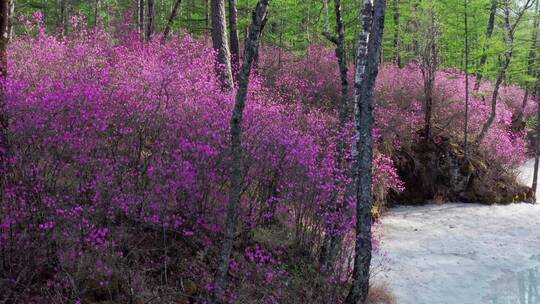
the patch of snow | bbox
[373,160,540,304]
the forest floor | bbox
[373,160,540,304]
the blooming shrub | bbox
[0,18,402,303]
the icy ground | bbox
[373,160,540,304]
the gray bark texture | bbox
[345,0,386,303]
[476,0,535,145]
[139,0,145,36]
[163,0,182,41]
[533,78,540,194]
[474,0,497,90]
[6,0,12,42]
[464,0,470,158]
[393,0,401,67]
[0,0,9,200]
[321,0,350,267]
[95,0,102,27]
[228,0,240,69]
[214,0,270,300]
[211,0,234,90]
[145,0,155,41]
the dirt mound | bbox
[390,136,534,205]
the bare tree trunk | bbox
[59,0,66,33]
[6,0,12,42]
[533,80,540,196]
[139,0,145,38]
[0,0,9,185]
[95,0,102,28]
[214,0,270,299]
[345,0,386,303]
[1,0,7,78]
[162,0,182,41]
[476,0,535,144]
[321,0,349,267]
[464,0,470,158]
[519,0,540,118]
[474,0,497,90]
[393,0,401,67]
[145,0,155,41]
[421,7,438,140]
[228,0,240,70]
[211,0,234,90]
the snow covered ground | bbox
[373,160,540,304]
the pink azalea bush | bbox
[260,48,531,169]
[0,18,402,303]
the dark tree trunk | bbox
[0,0,9,186]
[229,0,240,70]
[0,0,7,77]
[475,0,534,144]
[95,0,102,28]
[345,0,386,303]
[421,9,438,140]
[59,0,66,33]
[393,0,401,67]
[214,0,270,299]
[145,0,155,41]
[474,0,497,90]
[464,0,470,158]
[321,0,349,267]
[533,80,540,196]
[139,0,145,37]
[163,0,182,41]
[519,0,540,119]
[211,0,234,90]
[6,0,12,42]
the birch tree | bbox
[476,0,536,145]
[321,0,350,266]
[345,0,386,302]
[163,0,183,41]
[464,0,470,157]
[0,0,9,202]
[393,0,401,67]
[211,0,234,90]
[138,0,145,38]
[474,0,498,91]
[229,0,240,69]
[214,0,270,299]
[145,0,155,41]
[533,78,540,196]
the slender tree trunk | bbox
[476,1,529,145]
[95,0,102,28]
[464,0,470,158]
[145,0,155,41]
[474,0,497,90]
[345,0,386,303]
[520,1,540,118]
[59,0,66,33]
[321,0,349,267]
[215,0,270,299]
[211,0,234,90]
[1,0,7,78]
[139,0,145,37]
[421,8,438,140]
[393,0,401,67]
[0,0,9,187]
[162,0,182,41]
[476,48,512,145]
[228,0,240,70]
[533,80,540,196]
[6,0,12,42]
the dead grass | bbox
[367,283,397,304]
